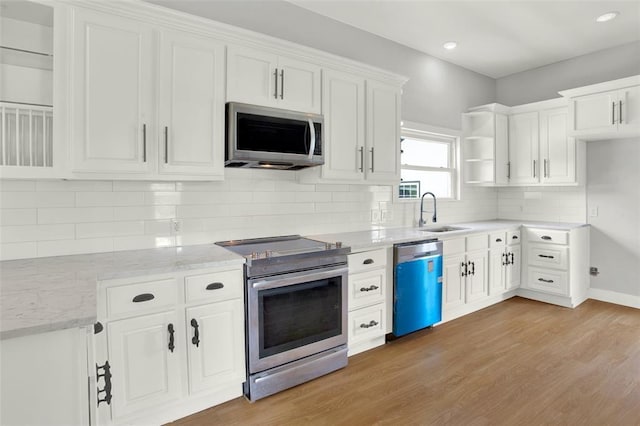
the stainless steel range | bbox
[216,235,350,401]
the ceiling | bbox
[287,0,640,78]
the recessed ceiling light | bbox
[596,11,619,23]
[443,41,457,50]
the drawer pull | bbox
[538,278,554,283]
[206,282,224,290]
[191,318,200,348]
[538,254,555,259]
[132,293,155,303]
[168,323,175,353]
[495,238,502,242]
[541,236,552,241]
[363,258,374,265]
[510,253,514,264]
[512,235,519,240]
[360,320,379,329]
[360,285,379,292]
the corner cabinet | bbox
[226,45,321,114]
[71,7,225,179]
[560,76,640,140]
[94,265,245,426]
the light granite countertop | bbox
[0,244,244,340]
[1,219,588,340]
[309,219,589,252]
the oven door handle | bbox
[308,118,316,161]
[251,266,348,291]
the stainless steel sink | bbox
[419,226,469,233]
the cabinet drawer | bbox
[443,237,465,255]
[507,229,521,245]
[106,278,178,318]
[527,267,568,296]
[348,303,385,344]
[348,248,387,274]
[489,232,507,248]
[348,269,385,310]
[526,228,569,245]
[467,234,489,252]
[528,244,568,270]
[185,269,243,303]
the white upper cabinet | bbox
[508,111,539,184]
[321,69,366,181]
[365,80,401,183]
[71,8,225,179]
[539,107,576,184]
[560,75,640,140]
[226,45,321,114]
[72,7,155,174]
[157,30,225,177]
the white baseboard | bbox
[588,288,640,309]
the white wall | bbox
[148,0,496,130]
[496,41,640,106]
[586,139,640,298]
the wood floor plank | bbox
[169,297,640,426]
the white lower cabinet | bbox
[185,299,245,395]
[347,248,387,356]
[107,311,182,419]
[521,226,590,307]
[443,230,521,322]
[95,265,245,425]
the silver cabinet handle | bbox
[507,161,511,180]
[307,118,315,160]
[164,126,169,164]
[273,68,278,99]
[544,159,548,178]
[612,102,616,124]
[142,124,147,162]
[533,159,537,178]
[280,69,284,99]
[359,146,364,172]
[370,148,374,172]
[619,100,623,123]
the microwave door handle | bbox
[308,118,315,160]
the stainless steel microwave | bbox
[225,102,324,170]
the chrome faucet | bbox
[418,192,437,227]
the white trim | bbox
[588,288,640,309]
[401,120,461,137]
[559,75,640,98]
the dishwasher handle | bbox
[397,252,442,264]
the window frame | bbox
[395,121,461,202]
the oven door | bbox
[247,265,348,374]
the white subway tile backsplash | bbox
[0,242,37,260]
[76,191,145,207]
[37,237,114,257]
[76,221,144,239]
[0,224,75,243]
[113,181,176,192]
[0,180,36,191]
[113,206,176,221]
[36,180,113,192]
[0,209,37,226]
[38,207,115,224]
[113,235,176,251]
[144,220,172,236]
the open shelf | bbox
[0,46,53,70]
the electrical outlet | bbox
[371,210,381,223]
[170,219,181,234]
[381,210,393,223]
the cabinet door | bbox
[321,69,366,181]
[107,311,181,420]
[72,8,154,173]
[495,113,510,185]
[226,45,278,108]
[366,80,401,183]
[278,56,321,114]
[186,300,245,395]
[540,107,576,184]
[569,90,617,137]
[506,245,521,290]
[158,30,224,177]
[442,254,465,311]
[465,251,488,302]
[509,111,539,184]
[618,85,640,136]
[488,248,506,295]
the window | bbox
[399,126,458,200]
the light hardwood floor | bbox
[170,297,640,425]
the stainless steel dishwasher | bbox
[392,238,443,337]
